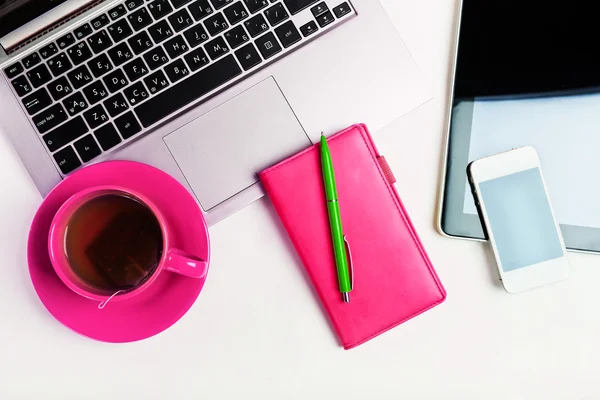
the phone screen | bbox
[479,168,564,272]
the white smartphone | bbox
[467,146,569,293]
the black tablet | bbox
[440,0,600,252]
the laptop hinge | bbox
[1,0,101,54]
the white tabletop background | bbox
[2,1,600,398]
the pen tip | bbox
[343,293,350,303]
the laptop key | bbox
[91,14,110,30]
[74,134,102,163]
[22,53,41,69]
[103,69,129,92]
[283,0,318,15]
[135,54,241,127]
[204,12,229,35]
[255,32,281,59]
[47,76,74,101]
[148,20,174,43]
[103,93,129,117]
[172,0,194,8]
[27,64,52,88]
[310,2,327,17]
[43,116,88,152]
[148,0,173,19]
[11,75,32,96]
[53,146,81,174]
[108,4,127,20]
[63,92,89,116]
[184,47,210,71]
[88,54,113,77]
[275,20,301,48]
[224,25,249,48]
[5,62,23,79]
[87,30,113,53]
[22,88,52,115]
[90,14,110,30]
[234,42,261,70]
[244,14,269,37]
[114,111,142,139]
[144,47,169,69]
[82,81,109,104]
[165,35,189,58]
[67,65,93,89]
[126,0,145,11]
[188,0,213,21]
[164,59,190,82]
[299,20,318,37]
[67,42,93,65]
[123,57,149,81]
[332,2,351,18]
[243,0,268,13]
[32,104,68,134]
[39,43,58,59]
[123,82,149,105]
[74,23,93,40]
[128,31,154,54]
[223,2,249,25]
[211,0,234,9]
[264,3,288,26]
[316,10,334,27]
[169,8,194,32]
[83,104,110,129]
[94,123,122,151]
[184,24,209,47]
[108,42,134,66]
[108,19,134,42]
[204,37,229,59]
[128,8,153,31]
[47,53,73,77]
[57,33,76,50]
[144,70,170,94]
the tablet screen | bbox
[454,1,600,99]
[443,0,600,250]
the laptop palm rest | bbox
[164,77,311,211]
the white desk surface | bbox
[2,1,600,399]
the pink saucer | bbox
[27,161,210,343]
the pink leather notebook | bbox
[259,124,446,349]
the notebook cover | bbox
[258,124,446,349]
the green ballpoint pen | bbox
[320,134,352,303]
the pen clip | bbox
[343,235,354,290]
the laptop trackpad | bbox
[164,77,311,211]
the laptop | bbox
[0,0,430,226]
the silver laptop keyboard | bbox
[2,0,354,175]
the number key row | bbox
[128,7,153,31]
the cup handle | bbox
[164,248,208,279]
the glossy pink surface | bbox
[28,161,210,343]
[164,248,209,279]
[48,186,208,303]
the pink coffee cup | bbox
[48,185,208,304]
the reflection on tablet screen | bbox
[464,94,600,230]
